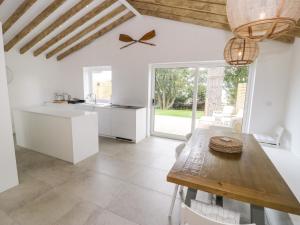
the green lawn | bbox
[155,109,204,119]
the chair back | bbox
[274,126,284,145]
[222,106,235,116]
[231,117,243,133]
[210,125,232,133]
[185,133,192,141]
[175,143,186,159]
[236,109,244,118]
[181,204,255,225]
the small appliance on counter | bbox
[53,92,84,104]
[54,92,71,101]
[54,92,64,101]
[68,98,85,104]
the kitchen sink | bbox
[111,104,141,109]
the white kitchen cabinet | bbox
[111,108,146,143]
[75,104,111,136]
[50,103,147,143]
[111,108,136,140]
[95,107,111,136]
[74,104,93,111]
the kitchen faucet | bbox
[86,93,97,104]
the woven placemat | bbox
[209,136,243,154]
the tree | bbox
[223,66,248,105]
[155,68,192,110]
[197,71,207,104]
[198,84,206,103]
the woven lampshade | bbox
[227,0,300,40]
[224,38,259,66]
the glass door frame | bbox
[149,60,256,140]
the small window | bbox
[83,66,112,103]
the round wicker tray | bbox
[209,136,243,154]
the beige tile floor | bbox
[1,136,282,225]
[0,137,182,225]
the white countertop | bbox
[15,106,97,118]
[79,103,145,110]
[45,102,145,110]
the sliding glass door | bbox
[151,62,252,139]
[152,67,196,138]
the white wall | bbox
[58,16,293,133]
[0,24,19,193]
[58,16,230,106]
[284,39,300,155]
[6,16,294,135]
[249,41,294,133]
[5,50,63,109]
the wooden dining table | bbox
[167,128,300,225]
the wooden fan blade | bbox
[138,41,156,46]
[120,41,138,49]
[119,34,134,42]
[139,30,156,41]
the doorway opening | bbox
[150,61,255,140]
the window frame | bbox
[83,66,112,103]
[148,60,257,139]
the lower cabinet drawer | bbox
[96,108,112,136]
[111,109,136,140]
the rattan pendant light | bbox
[224,37,259,65]
[227,0,300,40]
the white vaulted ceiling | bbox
[0,0,135,60]
[1,0,299,61]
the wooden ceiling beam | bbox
[20,0,93,54]
[273,35,295,44]
[137,8,230,30]
[130,1,228,25]
[287,27,300,37]
[118,0,142,16]
[34,0,118,56]
[294,27,300,37]
[2,0,37,33]
[4,0,66,52]
[138,8,294,43]
[57,12,135,61]
[47,5,127,59]
[134,3,297,43]
[198,0,226,4]
[128,0,226,16]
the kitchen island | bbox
[13,106,99,164]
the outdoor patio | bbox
[154,114,242,137]
[153,66,247,137]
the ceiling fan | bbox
[119,30,156,49]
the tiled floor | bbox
[0,136,263,225]
[0,137,183,225]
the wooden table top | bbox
[167,129,300,215]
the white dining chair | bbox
[185,132,192,141]
[169,143,186,217]
[209,125,233,132]
[181,200,255,225]
[254,126,284,147]
[169,141,215,217]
